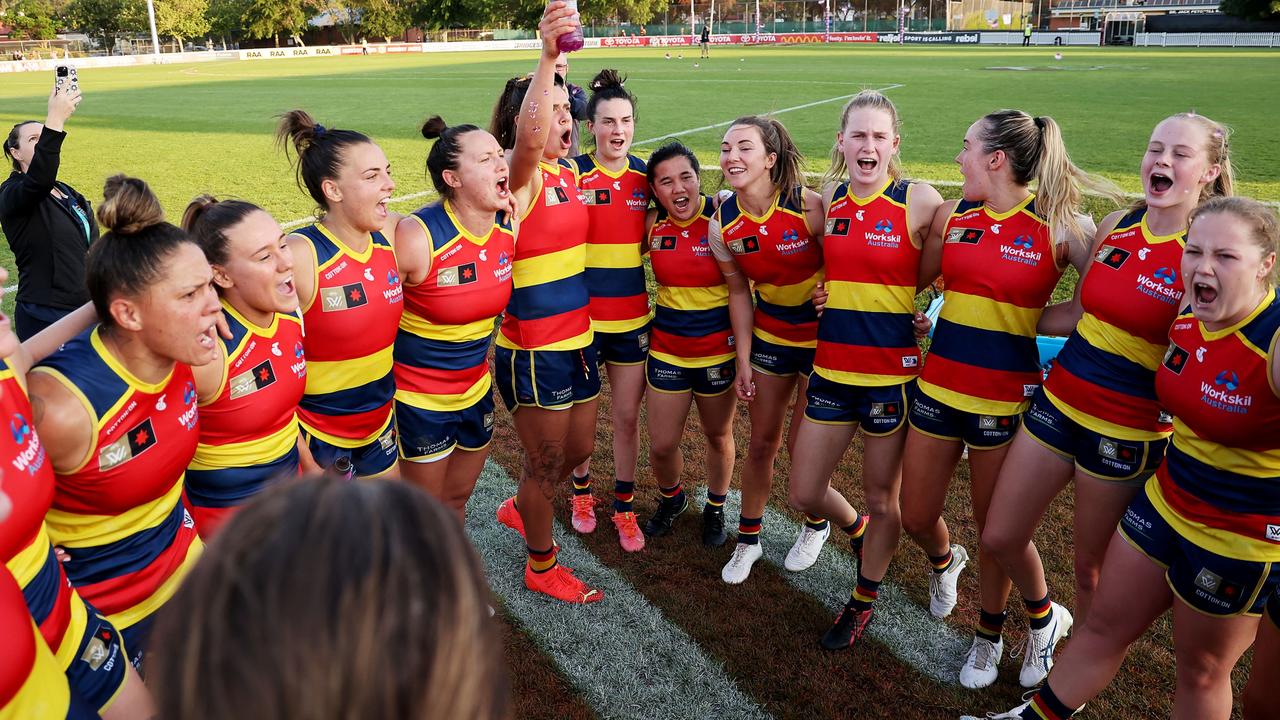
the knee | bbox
[979,523,1021,565]
[899,508,934,540]
[649,439,679,466]
[788,484,818,513]
[1073,558,1103,599]
[746,435,781,464]
[615,410,640,439]
[704,431,733,457]
[523,444,566,483]
[1175,652,1233,695]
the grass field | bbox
[3,43,1279,718]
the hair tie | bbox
[313,123,327,139]
[1033,116,1045,131]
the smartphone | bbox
[54,65,78,93]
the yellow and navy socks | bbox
[613,479,635,513]
[1024,593,1053,630]
[804,514,830,533]
[848,572,880,612]
[705,491,727,512]
[976,609,1006,644]
[737,515,762,545]
[572,472,592,496]
[1023,683,1078,719]
[928,548,954,574]
[658,482,685,505]
[527,545,558,574]
[843,513,868,555]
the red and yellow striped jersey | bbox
[648,196,733,367]
[715,188,822,349]
[186,302,305,537]
[1148,292,1280,561]
[815,179,921,387]
[571,153,652,333]
[919,196,1063,415]
[33,327,203,633]
[295,223,403,448]
[396,201,514,412]
[1043,207,1184,440]
[0,568,73,720]
[497,161,593,352]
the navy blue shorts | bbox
[805,374,910,435]
[1120,485,1280,616]
[592,324,651,366]
[907,385,1019,449]
[494,345,601,411]
[749,334,814,378]
[1022,388,1168,484]
[119,614,155,673]
[1268,587,1280,629]
[646,355,735,396]
[67,604,128,711]
[304,423,398,478]
[395,392,495,462]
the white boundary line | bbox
[467,462,774,720]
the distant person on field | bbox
[149,476,510,720]
[700,25,711,57]
[1023,23,1033,46]
[0,82,96,340]
[555,52,589,156]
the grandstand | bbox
[1048,0,1221,44]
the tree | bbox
[206,0,249,47]
[410,0,495,31]
[242,0,317,46]
[154,0,210,50]
[1219,0,1280,20]
[357,0,409,41]
[5,0,59,39]
[66,0,145,52]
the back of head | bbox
[586,69,636,124]
[730,115,806,198]
[978,109,1123,244]
[489,74,566,150]
[182,195,264,268]
[88,175,191,325]
[420,115,483,199]
[275,109,373,213]
[148,476,509,720]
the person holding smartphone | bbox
[0,69,95,341]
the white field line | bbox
[631,83,905,147]
[466,461,773,720]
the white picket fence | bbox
[1136,32,1280,47]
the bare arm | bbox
[917,199,957,292]
[28,370,94,474]
[393,214,433,287]
[507,3,578,195]
[286,234,318,312]
[191,332,227,404]
[1037,211,1109,337]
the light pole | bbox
[145,0,160,58]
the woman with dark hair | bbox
[0,83,96,340]
[566,68,652,551]
[489,2,606,604]
[277,111,404,479]
[180,197,304,538]
[640,142,738,546]
[29,174,221,669]
[392,116,516,519]
[149,476,510,720]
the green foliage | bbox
[1218,0,1280,20]
[357,0,410,40]
[241,0,317,45]
[154,0,211,46]
[410,0,495,30]
[65,0,145,50]
[205,0,249,41]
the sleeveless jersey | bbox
[918,196,1063,415]
[497,160,593,352]
[0,361,94,675]
[1148,292,1280,561]
[33,327,202,632]
[396,201,515,412]
[0,569,72,720]
[295,223,402,448]
[1043,208,1184,440]
[717,187,823,348]
[815,179,921,387]
[572,153,652,334]
[648,196,733,368]
[186,303,305,536]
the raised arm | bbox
[507,2,578,195]
[0,87,81,216]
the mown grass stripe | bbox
[467,461,774,720]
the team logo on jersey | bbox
[653,236,678,251]
[294,341,305,359]
[438,263,478,287]
[587,189,611,205]
[875,219,894,234]
[902,355,919,368]
[1267,524,1280,542]
[363,267,375,282]
[1162,343,1189,374]
[1097,438,1137,463]
[1096,245,1131,269]
[183,381,198,406]
[498,251,511,267]
[10,413,30,444]
[155,393,167,412]
[978,415,1012,430]
[855,209,865,222]
[271,342,282,357]
[545,186,571,206]
[320,282,368,312]
[98,418,157,471]
[868,402,900,417]
[1012,235,1034,249]
[230,360,278,400]
[80,622,117,672]
[1138,247,1151,261]
[387,269,400,286]
[1214,370,1240,392]
[782,229,799,242]
[1153,267,1177,285]
[826,218,851,236]
[1193,567,1242,603]
[632,187,646,200]
[946,228,984,244]
[990,223,1003,235]
[728,236,761,254]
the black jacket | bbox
[0,127,97,310]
